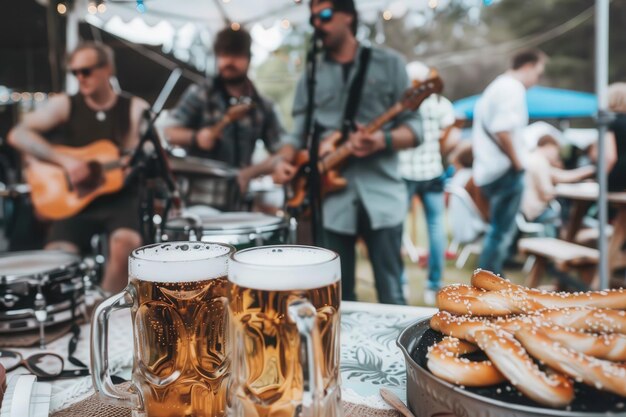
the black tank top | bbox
[59,93,131,148]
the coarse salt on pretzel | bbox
[538,307,626,334]
[432,311,626,362]
[472,269,626,310]
[473,328,575,408]
[426,337,506,387]
[436,284,542,316]
[515,326,626,397]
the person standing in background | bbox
[400,61,459,305]
[472,49,547,274]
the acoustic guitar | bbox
[25,139,125,220]
[287,71,444,209]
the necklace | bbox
[96,110,106,121]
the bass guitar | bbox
[287,71,444,209]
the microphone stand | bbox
[301,30,324,246]
[126,69,182,244]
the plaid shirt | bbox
[170,77,287,168]
[399,95,455,181]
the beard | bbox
[220,66,248,86]
[221,74,247,86]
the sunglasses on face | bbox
[310,7,334,25]
[69,64,103,78]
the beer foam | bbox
[229,246,340,290]
[129,242,233,282]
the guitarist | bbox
[8,42,149,293]
[165,27,291,193]
[272,0,423,305]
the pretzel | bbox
[472,269,626,310]
[515,326,626,397]
[436,284,542,316]
[431,311,626,361]
[426,337,506,387]
[538,307,626,334]
[473,328,574,408]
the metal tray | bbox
[396,317,626,417]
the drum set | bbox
[0,150,296,347]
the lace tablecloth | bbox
[6,301,435,413]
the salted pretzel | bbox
[426,337,506,387]
[436,284,542,316]
[473,328,575,408]
[515,326,626,398]
[471,269,626,310]
[431,310,626,361]
[538,307,626,334]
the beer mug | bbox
[91,242,234,417]
[227,245,343,417]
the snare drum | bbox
[169,154,241,211]
[0,251,86,333]
[161,212,290,249]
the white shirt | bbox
[399,95,455,181]
[472,74,529,186]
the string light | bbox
[10,92,20,102]
[231,22,241,31]
[280,19,290,29]
[428,0,438,9]
[56,2,67,14]
[382,10,393,20]
[34,92,46,102]
[97,3,106,13]
[87,1,98,14]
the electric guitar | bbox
[287,71,444,209]
[25,139,126,220]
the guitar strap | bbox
[339,46,372,143]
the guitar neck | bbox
[318,102,405,173]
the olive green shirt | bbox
[287,44,422,234]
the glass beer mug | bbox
[227,245,343,417]
[91,242,234,417]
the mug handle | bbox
[288,299,324,417]
[90,290,143,410]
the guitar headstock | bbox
[401,69,444,111]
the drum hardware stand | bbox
[34,284,47,349]
[126,69,183,244]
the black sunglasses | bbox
[0,350,89,380]
[310,7,334,25]
[69,63,104,78]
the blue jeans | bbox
[405,177,446,290]
[477,169,524,274]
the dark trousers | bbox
[324,204,406,305]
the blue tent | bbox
[453,86,597,119]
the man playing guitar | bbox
[165,27,291,192]
[8,42,149,293]
[273,0,423,305]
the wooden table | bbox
[555,182,626,283]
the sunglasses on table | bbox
[0,350,90,380]
[310,7,334,25]
[69,63,104,78]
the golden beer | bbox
[92,242,234,417]
[227,246,343,417]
